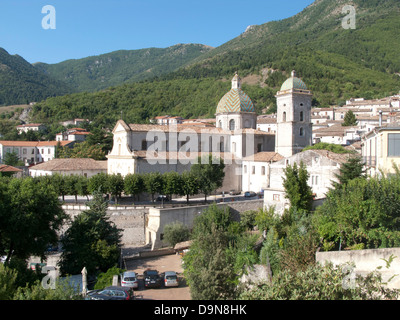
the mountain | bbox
[34,43,213,92]
[0,48,72,106]
[30,0,400,127]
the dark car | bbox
[244,191,257,198]
[156,195,170,202]
[143,270,163,289]
[86,286,135,300]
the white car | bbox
[121,271,139,289]
[164,271,179,287]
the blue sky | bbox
[0,0,314,64]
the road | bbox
[124,253,191,300]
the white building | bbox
[0,140,74,165]
[29,158,107,177]
[16,123,46,134]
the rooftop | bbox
[30,158,107,171]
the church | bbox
[107,71,313,193]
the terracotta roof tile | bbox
[30,158,107,171]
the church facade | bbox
[107,71,321,198]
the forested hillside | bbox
[0,48,72,106]
[34,44,213,92]
[16,0,400,126]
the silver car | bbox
[164,271,179,287]
[121,271,139,289]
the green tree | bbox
[0,177,67,262]
[3,151,24,166]
[333,155,366,187]
[106,174,124,204]
[124,173,144,201]
[190,154,225,202]
[183,205,237,299]
[179,171,199,204]
[342,110,358,126]
[282,162,313,213]
[88,172,109,196]
[59,191,122,275]
[143,172,164,202]
[162,171,182,200]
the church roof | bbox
[216,73,255,114]
[280,70,308,92]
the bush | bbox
[94,267,125,290]
[163,221,190,248]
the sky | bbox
[0,0,315,64]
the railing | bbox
[363,156,376,167]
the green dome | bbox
[216,88,255,114]
[216,73,255,114]
[280,70,308,91]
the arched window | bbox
[300,111,304,122]
[244,119,250,128]
[300,127,304,136]
[229,119,235,131]
[283,112,287,122]
[218,120,222,128]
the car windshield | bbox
[124,277,136,281]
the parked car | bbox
[143,270,163,288]
[164,271,179,287]
[86,286,135,300]
[244,191,257,197]
[156,195,170,202]
[121,271,139,289]
[229,190,241,195]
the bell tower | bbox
[275,71,312,157]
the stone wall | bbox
[316,248,400,289]
[146,199,264,249]
[62,205,149,247]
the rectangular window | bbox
[244,165,247,174]
[252,166,255,175]
[261,166,265,175]
[388,134,400,157]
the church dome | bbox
[216,73,255,114]
[280,70,308,91]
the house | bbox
[29,158,108,177]
[263,149,352,214]
[0,140,74,165]
[256,115,277,133]
[312,124,364,146]
[0,164,23,177]
[56,128,91,142]
[16,123,46,134]
[361,124,400,177]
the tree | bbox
[342,110,358,126]
[58,141,106,160]
[106,174,124,204]
[333,155,366,187]
[58,191,122,275]
[183,205,237,299]
[88,172,109,196]
[0,177,67,262]
[3,151,23,166]
[190,154,225,202]
[179,171,199,204]
[282,162,313,213]
[124,173,144,201]
[143,172,164,203]
[162,171,182,200]
[313,175,400,250]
